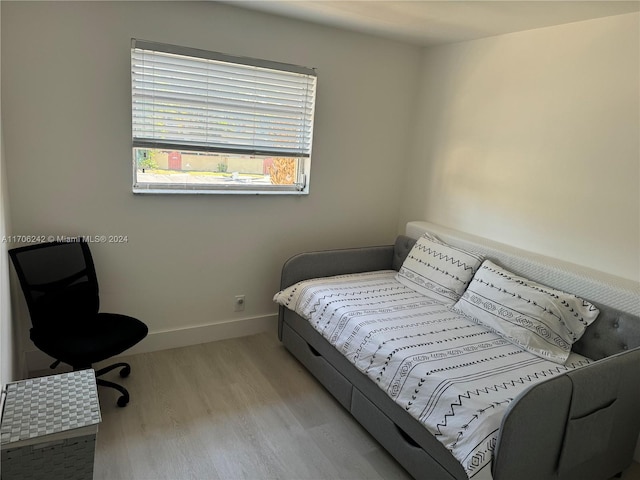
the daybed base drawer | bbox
[282,323,352,409]
[351,388,458,480]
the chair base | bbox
[68,362,132,407]
[96,377,130,407]
[95,361,131,379]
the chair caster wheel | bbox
[117,396,129,408]
[119,365,131,378]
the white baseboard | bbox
[25,314,278,374]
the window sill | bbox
[132,186,309,195]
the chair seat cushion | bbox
[31,313,148,367]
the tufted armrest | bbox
[573,303,640,360]
[279,244,396,290]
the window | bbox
[131,39,317,194]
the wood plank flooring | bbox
[93,331,411,480]
[92,330,640,480]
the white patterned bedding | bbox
[274,271,592,480]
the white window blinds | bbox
[131,39,317,158]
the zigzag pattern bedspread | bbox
[274,270,592,480]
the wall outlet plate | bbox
[234,295,245,312]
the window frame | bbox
[130,39,317,195]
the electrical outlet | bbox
[234,295,245,312]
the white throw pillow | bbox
[452,260,600,364]
[396,233,483,303]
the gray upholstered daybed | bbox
[275,221,640,480]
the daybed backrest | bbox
[399,222,640,360]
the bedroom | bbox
[0,1,638,478]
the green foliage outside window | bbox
[136,149,158,170]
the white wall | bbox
[1,1,421,365]
[1,124,16,387]
[400,13,640,282]
[0,2,18,391]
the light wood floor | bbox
[92,331,640,480]
[93,331,411,480]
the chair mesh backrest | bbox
[9,241,100,329]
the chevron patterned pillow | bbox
[452,260,600,364]
[396,233,484,304]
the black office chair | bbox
[9,240,148,407]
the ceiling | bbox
[227,1,640,46]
